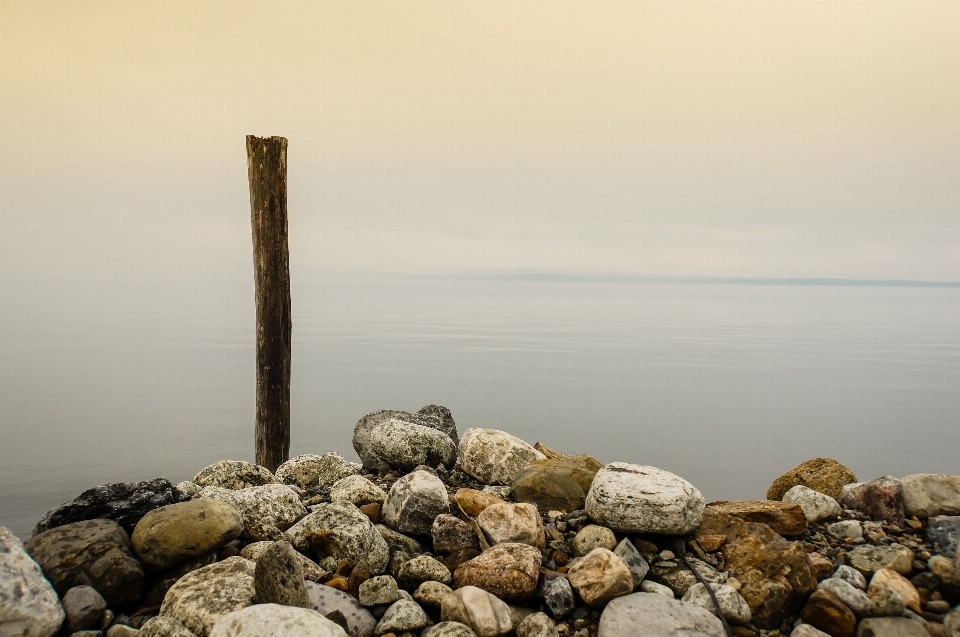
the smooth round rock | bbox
[867,569,921,613]
[457,429,545,486]
[353,407,459,473]
[0,525,65,637]
[817,578,870,617]
[900,474,960,519]
[566,548,634,609]
[131,498,244,571]
[516,612,558,637]
[374,600,432,636]
[193,460,278,490]
[397,555,451,591]
[510,461,589,513]
[847,545,915,576]
[360,576,401,607]
[210,604,347,637]
[585,463,705,535]
[62,586,107,633]
[413,581,454,615]
[572,525,617,557]
[159,557,256,637]
[382,471,451,537]
[597,592,725,637]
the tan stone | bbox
[132,499,244,572]
[566,548,633,609]
[696,534,726,552]
[440,585,513,637]
[453,543,541,603]
[707,501,808,536]
[800,589,856,637]
[868,569,921,613]
[456,489,504,517]
[767,458,856,501]
[478,503,545,549]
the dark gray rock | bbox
[62,586,106,633]
[376,525,425,559]
[613,538,648,589]
[254,541,309,607]
[532,573,575,620]
[353,406,459,472]
[33,478,190,535]
[927,516,960,558]
[432,515,480,556]
[23,519,145,607]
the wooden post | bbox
[246,135,291,472]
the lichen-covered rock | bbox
[374,600,433,635]
[275,454,327,489]
[867,569,920,613]
[382,470,450,536]
[253,541,309,607]
[510,460,589,513]
[838,477,906,526]
[305,581,377,637]
[613,538,648,589]
[159,557,256,637]
[330,475,387,508]
[131,498,244,571]
[477,503,544,549]
[353,406,459,472]
[457,429,545,486]
[585,463,705,535]
[767,458,856,501]
[397,555,451,591]
[572,525,617,557]
[239,541,324,580]
[847,545,914,576]
[192,460,278,491]
[900,474,960,518]
[706,500,808,536]
[288,502,390,574]
[33,478,190,535]
[440,586,512,637]
[0,525,64,637]
[209,604,347,637]
[139,616,197,637]
[432,514,480,556]
[597,592,725,637]
[566,548,634,609]
[309,452,363,489]
[24,518,145,607]
[783,485,842,523]
[455,489,504,517]
[454,543,542,603]
[682,583,752,625]
[198,484,305,542]
[370,419,458,472]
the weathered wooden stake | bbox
[246,135,291,472]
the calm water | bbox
[2,275,959,538]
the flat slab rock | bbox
[598,592,725,637]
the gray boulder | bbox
[681,583,752,625]
[0,525,64,637]
[286,503,390,574]
[253,541,309,607]
[900,474,960,518]
[855,617,929,637]
[817,578,870,617]
[275,454,330,489]
[783,485,841,523]
[832,565,867,590]
[597,592,725,637]
[330,476,387,508]
[305,581,377,637]
[313,453,364,489]
[375,524,425,560]
[353,407,459,472]
[192,460,278,490]
[159,557,256,637]
[370,419,457,472]
[62,586,106,633]
[432,514,480,556]
[198,484,305,542]
[382,471,451,536]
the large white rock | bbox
[382,470,451,536]
[900,474,960,518]
[210,603,347,637]
[200,484,307,542]
[585,463,705,535]
[597,592,725,637]
[457,429,545,486]
[782,485,841,523]
[0,525,65,637]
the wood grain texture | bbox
[246,135,291,473]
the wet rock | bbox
[783,485,842,523]
[817,578,871,617]
[24,518,145,607]
[833,565,868,590]
[33,478,190,535]
[838,477,906,526]
[800,589,857,637]
[199,484,306,542]
[353,407,459,473]
[440,586,512,637]
[398,555,451,590]
[828,520,864,543]
[900,474,960,519]
[374,600,432,636]
[208,604,347,637]
[532,573,575,620]
[867,588,906,617]
[432,515,480,556]
[510,460,591,513]
[638,580,675,597]
[477,503,544,549]
[768,458,857,501]
[855,617,928,637]
[706,500,808,536]
[131,498,244,571]
[422,622,480,637]
[382,471,450,536]
[457,429,545,486]
[62,586,106,633]
[253,541,309,607]
[585,463,705,535]
[698,507,816,629]
[413,581,453,616]
[927,516,960,558]
[454,489,504,517]
[239,541,324,581]
[571,525,616,557]
[305,580,377,637]
[453,543,541,603]
[370,419,458,472]
[847,545,915,576]
[597,592,725,637]
[613,538,648,588]
[192,460,278,491]
[159,557,256,637]
[0,525,64,637]
[287,502,390,574]
[515,612,558,637]
[566,548,634,609]
[330,476,388,508]
[681,583,752,625]
[139,616,197,637]
[360,576,401,607]
[867,569,921,613]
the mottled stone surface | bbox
[209,604,347,637]
[457,429,545,486]
[192,460,278,491]
[792,625,832,637]
[275,454,328,488]
[305,581,377,637]
[397,555,451,591]
[33,478,190,535]
[927,515,960,558]
[414,581,453,615]
[441,586,513,637]
[867,569,920,613]
[198,484,305,542]
[827,521,864,543]
[833,565,867,590]
[855,617,928,637]
[681,583,752,625]
[0,525,64,637]
[783,485,842,523]
[330,475,388,508]
[847,545,915,576]
[838,477,906,526]
[139,616,197,637]
[597,592,725,637]
[24,519,145,607]
[455,489,504,518]
[566,548,634,609]
[353,406,459,473]
[370,419,458,472]
[454,543,542,603]
[817,578,870,617]
[767,458,856,501]
[800,589,856,637]
[585,463,705,535]
[382,470,450,536]
[532,574,575,620]
[375,524,425,561]
[572,525,617,557]
[159,557,256,637]
[293,502,390,574]
[516,612,558,637]
[253,541,309,607]
[375,599,433,635]
[359,575,400,607]
[901,474,960,518]
[423,622,481,637]
[239,541,324,580]
[432,514,480,556]
[706,500,808,536]
[132,498,244,571]
[648,558,726,597]
[477,503,544,549]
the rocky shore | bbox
[2,405,959,637]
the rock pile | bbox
[2,405,959,637]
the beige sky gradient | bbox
[2,0,960,281]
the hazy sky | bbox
[2,0,960,282]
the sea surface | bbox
[2,273,959,538]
